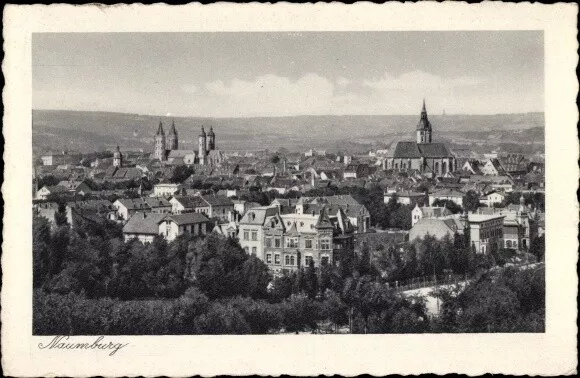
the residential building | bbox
[385,191,426,207]
[122,212,167,243]
[238,206,280,260]
[479,191,505,207]
[113,198,151,221]
[411,204,452,226]
[36,185,68,200]
[467,213,505,254]
[152,183,184,197]
[429,188,464,207]
[56,180,92,195]
[158,213,211,241]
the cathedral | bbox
[383,100,456,176]
[153,121,223,166]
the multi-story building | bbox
[466,213,505,254]
[170,194,234,221]
[238,205,354,275]
[238,206,279,259]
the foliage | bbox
[432,266,545,332]
[462,190,480,212]
[170,165,195,184]
[431,199,463,214]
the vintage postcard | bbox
[2,3,578,377]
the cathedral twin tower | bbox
[153,120,216,165]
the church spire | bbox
[169,119,177,134]
[416,98,432,143]
[156,121,165,136]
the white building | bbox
[152,183,183,197]
[479,191,505,207]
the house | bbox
[143,197,172,213]
[475,199,539,251]
[169,194,234,221]
[480,159,506,176]
[385,191,426,207]
[409,217,464,243]
[56,180,92,195]
[36,185,68,200]
[460,159,483,175]
[410,212,505,255]
[297,195,371,233]
[238,206,280,260]
[122,212,167,243]
[429,188,464,207]
[479,191,505,207]
[152,183,184,197]
[102,166,144,181]
[158,213,211,241]
[467,213,505,254]
[212,220,238,238]
[498,153,529,177]
[411,204,452,226]
[113,198,151,221]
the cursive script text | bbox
[38,336,129,356]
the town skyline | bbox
[33,31,544,117]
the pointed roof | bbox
[315,207,333,229]
[286,221,300,236]
[208,126,215,136]
[156,121,165,136]
[416,99,432,131]
[199,126,206,137]
[168,119,177,135]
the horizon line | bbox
[32,108,545,119]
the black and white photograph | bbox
[31,30,547,335]
[2,3,577,377]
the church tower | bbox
[154,121,166,161]
[198,126,207,165]
[113,145,123,167]
[166,119,178,150]
[416,99,432,144]
[207,126,215,151]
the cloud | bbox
[182,70,528,117]
[202,73,335,116]
[363,70,484,91]
[181,84,198,94]
[336,76,350,87]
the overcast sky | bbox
[33,31,543,117]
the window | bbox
[243,230,249,241]
[290,256,295,266]
[265,238,272,248]
[251,230,258,241]
[305,239,313,249]
[274,238,281,248]
[321,256,329,266]
[244,247,249,253]
[506,240,512,248]
[266,253,272,264]
[286,237,298,248]
[320,239,331,250]
[305,255,313,267]
[285,255,290,265]
[274,254,280,265]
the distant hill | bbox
[32,109,544,155]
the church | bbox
[153,121,223,166]
[383,100,456,176]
